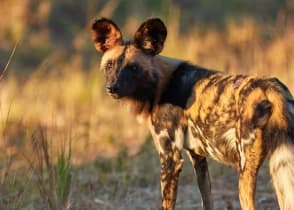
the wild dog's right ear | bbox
[91,18,122,52]
[134,18,167,56]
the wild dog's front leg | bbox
[159,141,183,210]
[149,105,185,209]
[187,151,213,210]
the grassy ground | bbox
[0,14,293,209]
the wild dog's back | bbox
[185,74,293,169]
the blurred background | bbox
[0,0,293,209]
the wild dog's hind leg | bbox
[187,151,214,210]
[238,130,266,210]
[159,138,183,210]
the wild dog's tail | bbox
[267,88,294,210]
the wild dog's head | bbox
[91,18,167,106]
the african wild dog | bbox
[91,17,294,210]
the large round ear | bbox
[134,18,167,56]
[91,18,122,52]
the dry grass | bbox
[0,15,293,209]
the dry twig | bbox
[0,41,19,81]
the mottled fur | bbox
[91,17,294,210]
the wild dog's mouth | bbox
[106,86,122,99]
[107,92,121,99]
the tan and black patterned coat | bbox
[91,17,294,210]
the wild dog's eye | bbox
[130,64,139,72]
[105,60,114,71]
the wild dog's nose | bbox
[106,84,119,94]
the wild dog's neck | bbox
[154,55,183,76]
[156,55,183,65]
[133,55,184,121]
[153,55,183,99]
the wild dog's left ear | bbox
[134,18,167,55]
